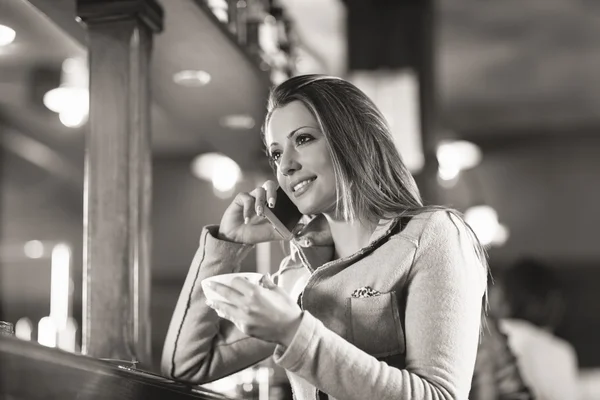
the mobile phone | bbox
[262,187,303,241]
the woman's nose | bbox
[280,149,301,176]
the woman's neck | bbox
[323,214,378,260]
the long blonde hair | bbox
[263,75,489,281]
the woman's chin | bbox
[296,201,319,216]
[297,200,336,217]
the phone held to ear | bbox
[262,187,303,241]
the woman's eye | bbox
[269,150,281,162]
[296,134,313,146]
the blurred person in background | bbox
[469,313,534,400]
[490,258,579,400]
[161,75,488,400]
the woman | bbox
[161,75,488,400]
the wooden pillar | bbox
[412,0,441,202]
[76,0,163,364]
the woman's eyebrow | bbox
[269,126,313,148]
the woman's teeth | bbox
[293,178,315,192]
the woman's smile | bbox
[265,101,336,215]
[291,177,317,197]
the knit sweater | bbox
[161,210,487,400]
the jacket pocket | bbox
[348,291,405,357]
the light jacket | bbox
[162,210,487,400]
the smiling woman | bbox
[161,75,489,400]
[265,102,336,217]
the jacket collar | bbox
[292,215,401,272]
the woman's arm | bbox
[272,211,487,400]
[161,226,276,384]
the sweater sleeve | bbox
[272,211,487,400]
[161,225,276,384]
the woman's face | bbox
[265,101,337,215]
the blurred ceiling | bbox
[1,0,600,188]
[0,0,271,183]
[439,0,600,135]
[286,0,600,136]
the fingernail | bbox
[244,217,250,224]
[256,205,263,216]
[268,198,275,208]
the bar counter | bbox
[0,336,237,400]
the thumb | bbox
[259,273,278,290]
[293,216,333,247]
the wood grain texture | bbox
[80,5,158,364]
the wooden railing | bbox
[0,335,238,400]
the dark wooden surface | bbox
[0,336,238,400]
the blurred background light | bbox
[437,164,460,182]
[58,106,88,128]
[15,317,33,341]
[219,114,256,130]
[491,223,510,247]
[350,70,424,173]
[206,0,228,23]
[50,243,71,330]
[173,70,211,87]
[0,24,16,47]
[464,204,501,247]
[43,57,89,128]
[437,140,482,172]
[23,240,45,259]
[38,316,57,348]
[191,152,242,197]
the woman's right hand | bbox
[217,180,282,244]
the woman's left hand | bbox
[205,275,302,347]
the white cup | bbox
[201,272,263,303]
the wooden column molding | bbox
[77,0,163,364]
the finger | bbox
[294,216,333,246]
[262,180,279,208]
[207,299,241,320]
[206,281,245,301]
[250,186,267,218]
[259,274,277,290]
[234,192,255,224]
[293,237,313,248]
[291,223,306,237]
[230,276,259,295]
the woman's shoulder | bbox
[405,209,488,290]
[400,209,468,243]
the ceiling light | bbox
[173,70,211,87]
[220,114,256,130]
[0,24,16,47]
[43,58,89,128]
[59,108,88,128]
[44,87,89,114]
